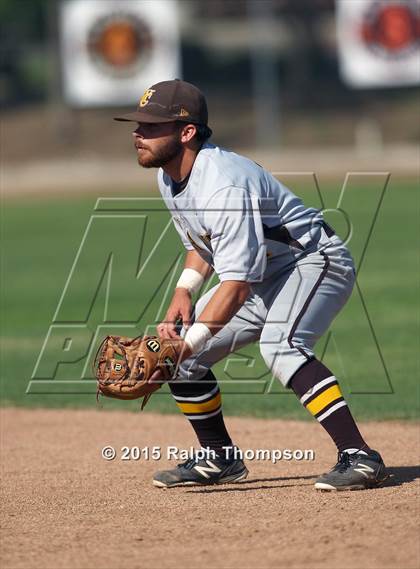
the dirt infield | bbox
[1,408,419,569]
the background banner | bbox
[336,0,420,88]
[60,0,181,106]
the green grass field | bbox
[1,175,419,420]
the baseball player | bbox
[115,79,387,491]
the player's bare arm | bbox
[184,249,214,278]
[165,278,250,341]
[195,280,250,335]
[159,250,213,338]
[159,278,250,363]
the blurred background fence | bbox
[1,0,418,193]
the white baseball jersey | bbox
[157,142,332,282]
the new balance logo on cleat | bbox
[193,460,222,479]
[353,463,375,478]
[153,451,248,488]
[314,450,387,491]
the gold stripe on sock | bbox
[306,384,343,416]
[176,393,222,415]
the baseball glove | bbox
[94,335,179,409]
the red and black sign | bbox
[361,1,419,57]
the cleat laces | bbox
[334,451,355,473]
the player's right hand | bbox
[157,288,193,340]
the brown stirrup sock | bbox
[289,358,371,453]
[169,370,233,456]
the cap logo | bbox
[139,88,155,107]
[179,107,190,117]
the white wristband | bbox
[184,323,212,354]
[176,268,204,295]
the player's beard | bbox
[136,136,183,168]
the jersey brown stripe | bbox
[287,251,330,360]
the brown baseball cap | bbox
[114,79,208,125]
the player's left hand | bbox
[147,338,192,385]
[94,335,181,409]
